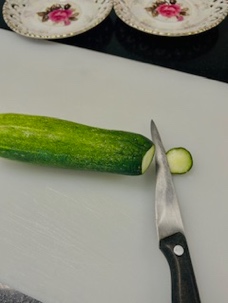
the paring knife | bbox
[150,120,201,303]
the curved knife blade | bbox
[150,120,184,240]
[150,120,201,303]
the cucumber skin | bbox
[0,113,154,175]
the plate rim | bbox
[113,0,228,37]
[2,0,113,39]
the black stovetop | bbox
[1,5,228,83]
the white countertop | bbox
[0,28,228,303]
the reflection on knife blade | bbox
[151,120,201,303]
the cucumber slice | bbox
[166,147,193,174]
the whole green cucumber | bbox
[0,113,155,175]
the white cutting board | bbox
[0,29,228,303]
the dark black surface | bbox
[160,232,201,303]
[1,4,228,83]
[0,289,42,303]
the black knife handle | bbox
[160,232,201,303]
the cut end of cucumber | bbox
[141,145,155,174]
[166,147,193,174]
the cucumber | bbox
[0,113,155,175]
[166,147,193,174]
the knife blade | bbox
[150,120,201,303]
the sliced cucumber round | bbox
[166,147,193,174]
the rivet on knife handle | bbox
[160,232,201,303]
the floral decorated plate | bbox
[2,0,113,39]
[114,0,228,36]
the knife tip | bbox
[150,119,156,131]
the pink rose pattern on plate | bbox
[37,4,79,25]
[145,0,189,21]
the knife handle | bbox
[160,232,201,303]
